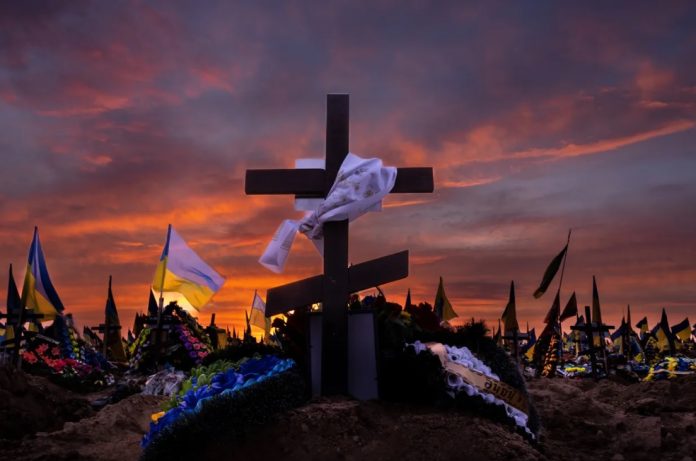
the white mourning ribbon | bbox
[259,153,397,273]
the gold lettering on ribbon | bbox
[424,342,529,414]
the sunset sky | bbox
[1,1,695,337]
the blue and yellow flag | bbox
[152,225,225,311]
[524,341,536,362]
[655,308,675,352]
[610,317,626,347]
[434,276,458,322]
[522,328,536,360]
[671,318,691,342]
[249,290,271,339]
[636,316,649,340]
[21,227,64,320]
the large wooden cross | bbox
[245,94,433,395]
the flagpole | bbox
[556,229,572,361]
[104,275,112,357]
[155,224,171,368]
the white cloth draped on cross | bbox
[259,153,397,273]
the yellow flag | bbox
[434,277,458,321]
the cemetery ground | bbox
[2,365,695,461]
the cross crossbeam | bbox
[265,251,409,316]
[245,168,434,196]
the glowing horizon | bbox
[0,1,694,338]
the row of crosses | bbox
[245,94,434,395]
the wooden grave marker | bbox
[570,305,614,379]
[245,94,433,395]
[0,306,44,367]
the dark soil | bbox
[2,364,695,461]
[0,366,94,440]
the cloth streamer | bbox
[259,153,397,273]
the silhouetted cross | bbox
[245,94,433,395]
[570,305,614,380]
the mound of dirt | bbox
[1,393,166,461]
[3,366,696,461]
[528,376,696,461]
[225,398,541,461]
[0,366,94,440]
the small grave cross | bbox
[90,276,124,358]
[1,306,44,367]
[570,305,614,380]
[91,320,122,357]
[501,328,529,364]
[245,94,434,395]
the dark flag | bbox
[148,290,159,318]
[83,326,103,349]
[6,264,21,319]
[559,292,578,321]
[528,327,537,344]
[501,281,519,333]
[591,276,603,325]
[493,320,501,345]
[543,291,561,325]
[591,276,604,347]
[533,244,568,298]
[2,264,23,348]
[104,276,127,361]
[405,289,413,310]
[636,316,649,340]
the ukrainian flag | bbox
[655,308,674,352]
[152,225,225,311]
[434,276,458,322]
[636,317,649,340]
[249,290,271,337]
[21,227,64,320]
[671,318,691,342]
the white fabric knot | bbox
[259,153,397,273]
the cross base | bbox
[307,309,379,399]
